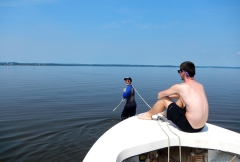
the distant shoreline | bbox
[0,62,177,67]
[0,62,239,69]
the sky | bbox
[0,0,240,66]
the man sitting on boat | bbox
[138,61,209,133]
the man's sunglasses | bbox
[177,70,183,73]
[178,69,190,77]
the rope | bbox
[133,85,182,162]
[132,86,152,109]
[112,99,125,111]
[113,85,150,112]
[164,118,182,162]
[157,116,170,162]
[230,155,236,162]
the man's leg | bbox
[121,105,129,120]
[138,96,173,120]
[160,97,185,117]
[175,96,185,108]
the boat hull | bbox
[83,115,240,162]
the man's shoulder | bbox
[172,82,191,90]
[173,82,186,87]
[180,80,204,89]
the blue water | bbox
[0,66,239,162]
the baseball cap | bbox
[124,77,132,82]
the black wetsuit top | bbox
[121,85,137,120]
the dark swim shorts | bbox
[167,103,204,133]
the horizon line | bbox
[0,62,240,68]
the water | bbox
[0,66,239,162]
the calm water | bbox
[0,66,240,162]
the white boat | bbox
[83,114,240,162]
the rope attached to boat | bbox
[133,86,152,108]
[113,85,151,112]
[161,117,182,162]
[156,116,170,162]
[133,85,182,162]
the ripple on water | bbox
[0,117,120,162]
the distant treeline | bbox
[0,62,239,69]
[0,62,177,67]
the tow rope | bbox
[112,99,125,112]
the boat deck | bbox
[83,115,240,162]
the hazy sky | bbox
[1,0,240,66]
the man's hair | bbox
[180,61,195,77]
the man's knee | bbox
[158,96,173,107]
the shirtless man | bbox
[138,61,208,133]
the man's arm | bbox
[157,84,180,99]
[169,93,180,98]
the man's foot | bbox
[138,112,152,120]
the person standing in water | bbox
[121,77,137,120]
[138,61,208,133]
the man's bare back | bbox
[172,80,208,128]
[138,61,209,132]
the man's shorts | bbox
[167,103,204,133]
